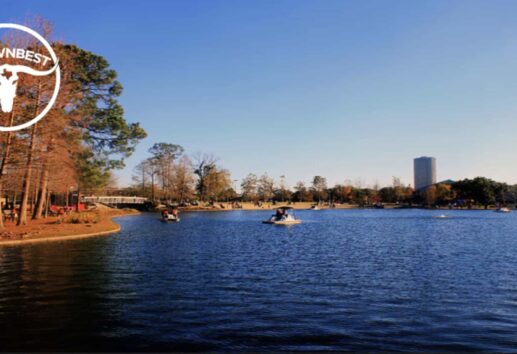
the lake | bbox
[1,209,517,351]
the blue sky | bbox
[3,0,517,188]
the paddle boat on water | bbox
[309,204,321,210]
[495,207,511,213]
[160,206,180,222]
[263,206,302,225]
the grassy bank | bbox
[0,206,139,246]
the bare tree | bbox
[193,153,217,201]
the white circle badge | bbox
[0,23,60,132]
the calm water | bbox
[1,209,517,352]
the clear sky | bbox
[3,0,517,188]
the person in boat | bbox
[171,208,178,217]
[161,209,168,219]
[275,208,285,220]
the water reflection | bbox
[0,209,516,351]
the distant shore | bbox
[179,202,354,212]
[1,202,511,247]
[178,202,513,212]
[0,207,139,247]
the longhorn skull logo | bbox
[0,63,59,113]
[0,23,60,132]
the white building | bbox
[414,156,436,191]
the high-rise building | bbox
[414,156,436,191]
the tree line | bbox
[419,177,517,209]
[0,19,146,229]
[129,165,417,206]
[130,145,235,203]
[127,146,517,209]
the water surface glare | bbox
[1,209,517,351]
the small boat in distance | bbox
[309,204,321,210]
[160,206,180,222]
[433,214,448,219]
[263,206,302,225]
[495,207,511,213]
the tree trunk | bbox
[33,136,54,219]
[44,189,50,218]
[18,123,38,226]
[180,177,185,203]
[142,168,145,193]
[33,167,49,219]
[0,110,16,229]
[19,82,43,226]
[76,186,81,212]
[31,181,37,215]
[151,173,155,201]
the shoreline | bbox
[1,205,511,247]
[0,208,139,247]
[178,202,513,212]
[179,202,356,212]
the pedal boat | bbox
[263,206,302,225]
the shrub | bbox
[62,211,101,224]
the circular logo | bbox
[0,23,60,132]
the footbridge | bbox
[82,196,150,210]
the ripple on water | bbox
[0,209,517,351]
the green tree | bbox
[293,181,313,202]
[453,177,499,208]
[76,151,112,192]
[70,44,147,193]
[379,187,395,203]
